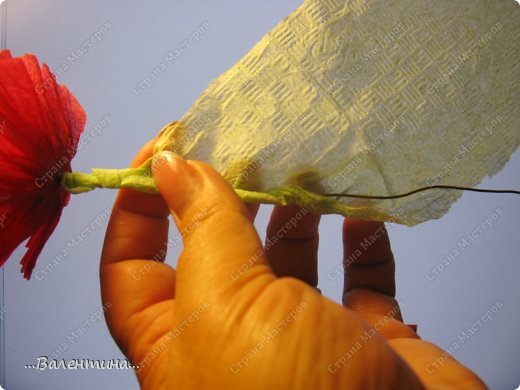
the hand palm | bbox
[100,141,486,389]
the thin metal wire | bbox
[323,185,520,200]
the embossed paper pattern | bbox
[156,0,520,225]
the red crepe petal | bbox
[0,49,86,279]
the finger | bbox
[152,151,275,303]
[340,219,417,339]
[264,206,321,287]
[100,140,176,355]
[342,219,395,301]
[245,203,260,222]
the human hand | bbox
[100,140,486,389]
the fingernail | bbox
[152,150,180,172]
[152,151,200,215]
[152,151,196,187]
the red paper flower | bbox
[0,50,86,279]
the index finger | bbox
[100,140,176,353]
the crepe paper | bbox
[155,0,520,225]
[0,50,86,279]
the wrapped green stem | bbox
[60,160,390,222]
[62,160,158,194]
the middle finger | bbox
[264,205,321,287]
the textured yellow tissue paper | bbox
[155,0,520,225]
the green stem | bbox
[62,160,159,194]
[61,159,283,203]
[60,161,379,222]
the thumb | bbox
[152,151,275,300]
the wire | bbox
[323,185,520,200]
